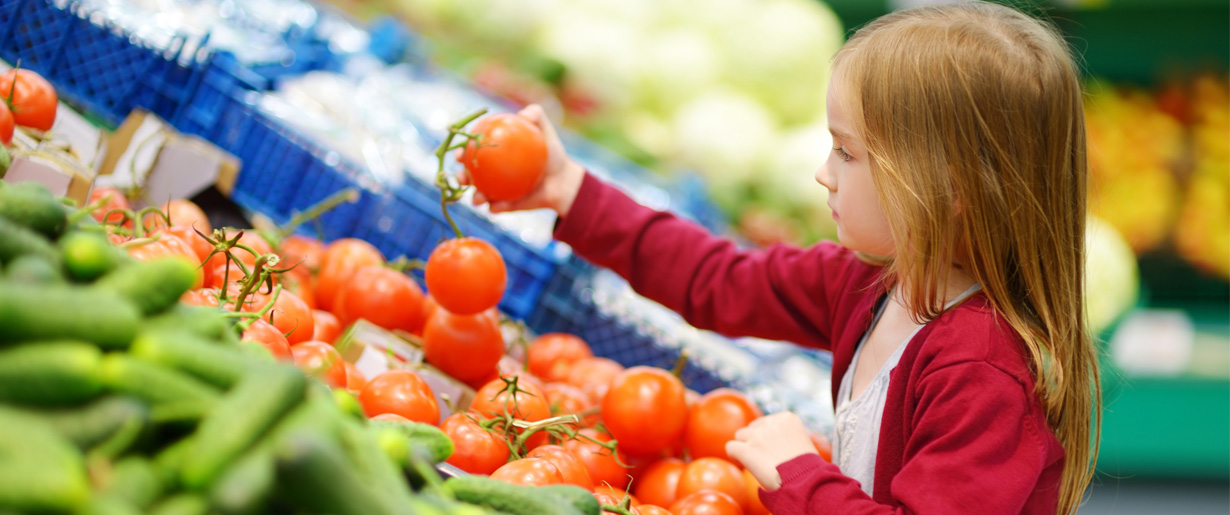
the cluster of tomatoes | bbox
[0,67,58,144]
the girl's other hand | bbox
[458,104,586,217]
[726,412,818,490]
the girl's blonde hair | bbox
[833,2,1099,513]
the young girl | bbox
[465,2,1099,513]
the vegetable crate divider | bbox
[0,0,201,127]
[348,177,563,323]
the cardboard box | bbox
[96,110,239,207]
[1,103,106,205]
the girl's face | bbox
[816,72,895,256]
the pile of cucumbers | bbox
[0,181,602,515]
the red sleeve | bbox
[759,361,1055,514]
[554,172,865,349]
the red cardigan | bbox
[554,173,1066,514]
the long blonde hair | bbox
[833,3,1099,513]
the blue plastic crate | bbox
[229,111,310,219]
[350,179,562,322]
[0,0,202,126]
[286,154,383,243]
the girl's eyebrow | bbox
[829,127,856,142]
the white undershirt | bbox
[832,284,981,496]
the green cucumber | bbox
[180,364,306,489]
[273,428,402,515]
[130,330,252,389]
[153,436,196,488]
[149,494,208,515]
[92,257,198,315]
[0,341,103,405]
[444,475,583,515]
[0,180,67,238]
[99,457,163,510]
[369,417,454,463]
[0,284,140,348]
[0,215,60,266]
[80,496,143,515]
[0,407,91,512]
[4,253,64,284]
[60,231,124,282]
[99,355,221,408]
[338,418,416,507]
[143,304,238,343]
[15,396,147,449]
[208,447,274,515]
[539,485,603,515]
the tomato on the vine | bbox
[561,428,630,490]
[634,458,685,509]
[344,361,368,392]
[441,410,511,475]
[528,445,594,490]
[424,237,506,316]
[201,230,274,289]
[0,69,57,131]
[144,199,211,233]
[88,187,131,227]
[491,457,562,486]
[543,382,593,423]
[422,307,504,384]
[359,370,439,424]
[669,490,743,515]
[593,485,640,506]
[460,113,548,202]
[180,288,221,308]
[316,238,384,312]
[291,341,346,388]
[602,366,688,457]
[334,265,426,333]
[675,457,748,511]
[240,289,313,346]
[685,388,762,461]
[527,333,593,382]
[241,319,292,361]
[637,506,672,515]
[279,234,325,272]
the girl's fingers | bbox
[457,170,472,186]
[472,191,489,206]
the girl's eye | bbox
[833,147,852,162]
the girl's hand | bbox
[458,104,586,217]
[726,412,818,490]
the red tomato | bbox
[424,237,506,316]
[371,413,410,423]
[562,429,630,490]
[565,357,624,404]
[291,341,346,388]
[742,468,770,515]
[243,289,314,346]
[491,457,562,486]
[602,367,687,457]
[124,238,173,263]
[594,485,640,506]
[0,102,12,144]
[242,319,292,361]
[527,333,593,382]
[637,506,672,515]
[334,266,426,332]
[0,68,57,131]
[180,288,221,308]
[460,113,548,202]
[634,458,685,509]
[528,445,594,490]
[278,235,325,273]
[144,199,211,233]
[420,295,439,330]
[152,231,204,289]
[316,238,384,312]
[312,309,342,344]
[669,490,743,515]
[89,187,132,227]
[685,388,762,461]
[344,362,368,392]
[422,307,504,383]
[810,431,833,463]
[593,492,621,510]
[543,382,593,421]
[441,411,511,475]
[471,377,551,424]
[676,458,747,512]
[161,225,213,262]
[359,370,439,424]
